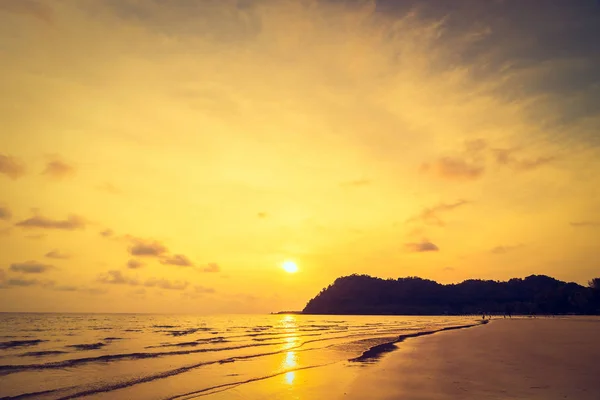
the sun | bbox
[282,260,298,274]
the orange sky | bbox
[1,0,599,313]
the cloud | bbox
[45,250,70,260]
[0,154,26,179]
[10,261,54,274]
[42,159,75,179]
[408,200,470,226]
[194,285,216,294]
[128,239,168,257]
[201,263,220,273]
[405,240,440,252]
[464,139,487,154]
[421,157,484,181]
[100,229,114,237]
[442,267,455,272]
[570,221,600,227]
[82,287,108,295]
[0,0,53,23]
[0,270,102,293]
[25,233,46,240]
[513,156,555,171]
[97,270,190,291]
[144,278,189,291]
[127,259,144,269]
[340,178,371,187]
[5,278,40,287]
[16,214,86,230]
[160,254,193,267]
[493,148,555,171]
[490,244,523,255]
[126,237,195,269]
[0,205,11,221]
[0,275,54,289]
[257,212,267,219]
[97,182,122,194]
[97,270,139,286]
[53,285,78,292]
[49,284,107,294]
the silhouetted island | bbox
[302,275,600,315]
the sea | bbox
[0,313,481,399]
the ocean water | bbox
[0,313,480,399]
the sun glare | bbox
[282,260,298,274]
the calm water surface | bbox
[0,313,480,399]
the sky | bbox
[1,0,599,313]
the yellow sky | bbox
[1,0,599,313]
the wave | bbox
[155,328,215,337]
[146,337,229,349]
[66,342,106,351]
[19,351,67,358]
[0,340,45,350]
[165,363,332,399]
[49,343,329,399]
[0,340,289,375]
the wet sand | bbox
[210,317,600,399]
[344,317,600,400]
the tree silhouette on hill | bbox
[302,274,600,315]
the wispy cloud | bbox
[42,158,75,180]
[45,250,71,260]
[194,285,215,294]
[126,236,196,269]
[160,254,194,267]
[490,244,524,255]
[405,240,440,253]
[464,139,487,154]
[128,239,168,257]
[9,261,54,274]
[570,221,600,228]
[493,148,555,171]
[2,278,41,287]
[0,0,53,23]
[97,182,122,194]
[408,200,470,227]
[144,278,189,291]
[201,263,220,273]
[25,233,46,240]
[100,229,114,238]
[421,157,484,181]
[16,214,86,230]
[0,205,11,221]
[126,259,144,269]
[97,270,139,285]
[96,270,189,291]
[0,154,26,179]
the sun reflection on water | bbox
[279,315,299,385]
[284,351,297,368]
[285,371,295,385]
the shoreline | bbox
[204,317,600,400]
[344,317,600,400]
[350,320,488,362]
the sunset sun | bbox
[282,260,299,274]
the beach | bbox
[1,315,599,399]
[213,317,600,400]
